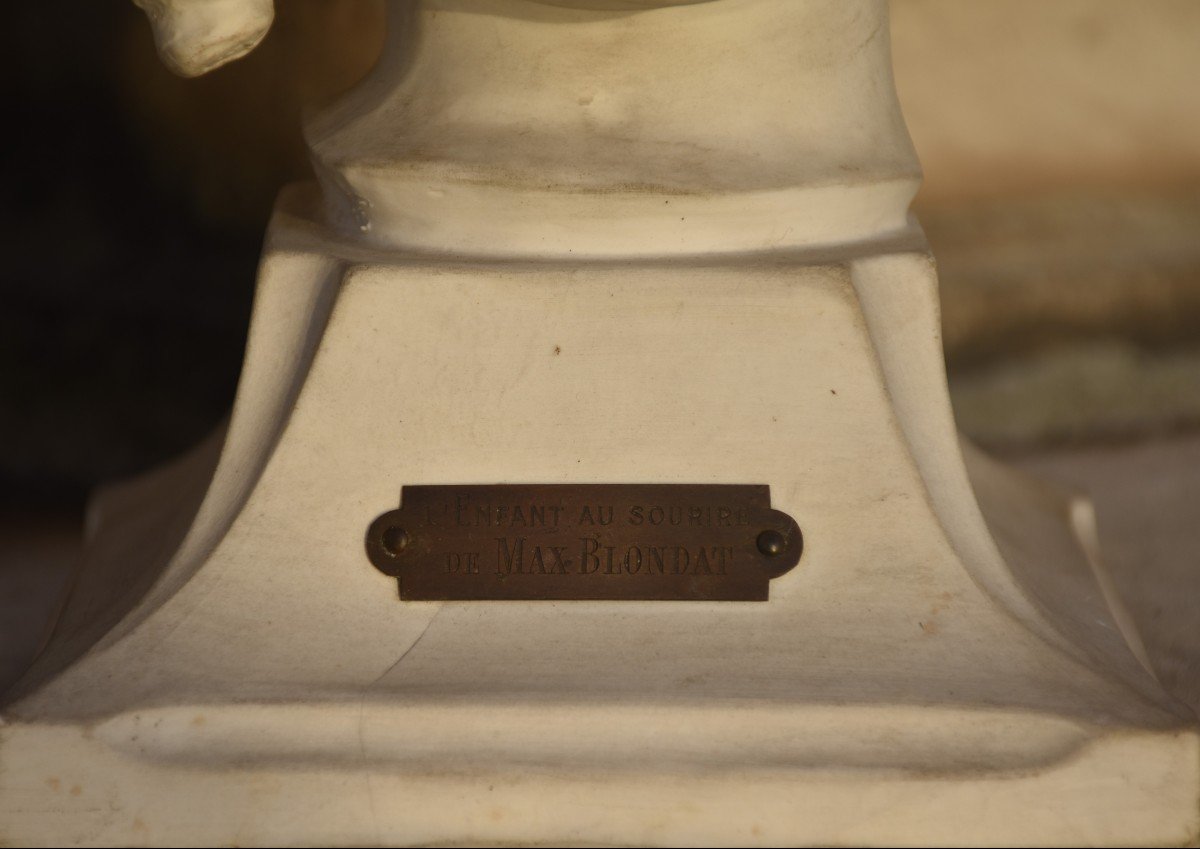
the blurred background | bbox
[2,1,1198,705]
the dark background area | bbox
[2,1,385,515]
[1,2,260,511]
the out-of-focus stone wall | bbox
[891,0,1200,448]
[893,0,1200,204]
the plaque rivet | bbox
[756,529,787,557]
[381,526,410,557]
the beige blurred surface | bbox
[894,0,1200,204]
[895,0,1200,206]
[1017,435,1200,717]
[891,0,1200,449]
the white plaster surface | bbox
[133,0,274,77]
[305,0,921,257]
[2,194,1196,845]
[4,0,1196,844]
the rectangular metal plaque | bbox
[366,484,801,601]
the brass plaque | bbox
[365,485,802,601]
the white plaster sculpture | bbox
[3,1,1197,845]
[133,0,274,77]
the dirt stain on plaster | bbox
[920,591,957,635]
[930,592,955,617]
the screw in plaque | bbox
[381,526,409,557]
[365,509,410,577]
[755,523,804,578]
[756,529,786,556]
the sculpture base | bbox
[3,189,1196,846]
[3,705,1196,846]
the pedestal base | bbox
[3,707,1196,847]
[3,189,1196,846]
